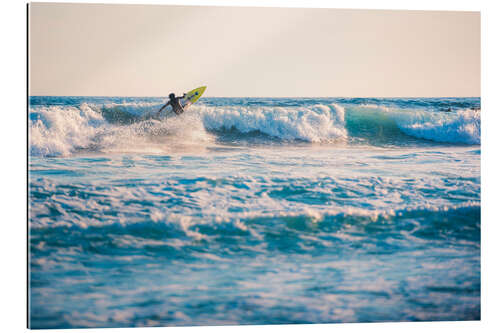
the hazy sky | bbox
[29,3,480,97]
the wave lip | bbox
[393,109,481,145]
[196,103,347,142]
[350,104,481,145]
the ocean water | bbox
[28,96,481,328]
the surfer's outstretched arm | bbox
[157,101,170,116]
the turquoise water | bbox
[29,97,480,328]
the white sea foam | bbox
[29,168,480,231]
[393,109,480,145]
[194,103,347,142]
[29,104,213,157]
[29,103,106,157]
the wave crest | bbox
[394,109,480,145]
[195,103,347,142]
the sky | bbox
[29,3,480,97]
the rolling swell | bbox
[30,205,479,260]
[29,162,480,258]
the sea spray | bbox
[29,103,213,157]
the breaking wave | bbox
[194,103,347,143]
[28,99,480,157]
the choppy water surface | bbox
[29,97,480,328]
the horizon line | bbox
[28,95,481,99]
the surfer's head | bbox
[169,93,175,99]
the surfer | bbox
[157,92,187,116]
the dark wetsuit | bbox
[157,94,186,117]
[169,96,185,115]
